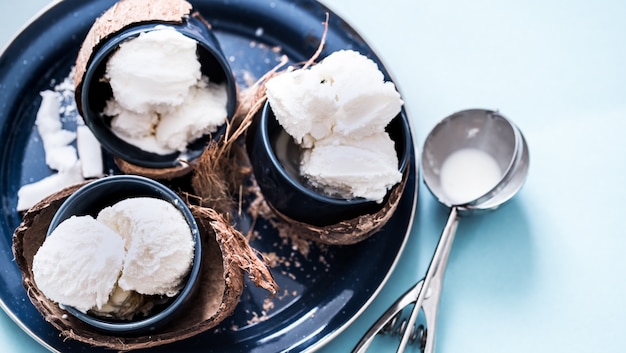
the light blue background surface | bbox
[2,0,626,352]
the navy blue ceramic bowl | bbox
[80,16,237,169]
[47,175,202,334]
[247,101,411,227]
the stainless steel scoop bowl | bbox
[423,109,529,212]
[353,109,530,353]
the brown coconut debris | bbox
[12,181,276,350]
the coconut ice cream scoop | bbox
[104,26,202,115]
[97,197,195,297]
[301,132,402,203]
[102,27,229,156]
[73,0,193,90]
[33,215,125,313]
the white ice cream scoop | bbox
[354,109,530,353]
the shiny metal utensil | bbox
[353,109,530,353]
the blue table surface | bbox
[2,0,626,352]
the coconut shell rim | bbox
[259,162,411,245]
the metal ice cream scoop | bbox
[353,109,530,353]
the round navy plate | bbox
[0,0,418,352]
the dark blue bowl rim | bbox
[46,175,202,333]
[259,100,412,206]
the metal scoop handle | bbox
[352,207,460,353]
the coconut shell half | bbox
[251,163,411,245]
[12,181,277,350]
[114,156,193,180]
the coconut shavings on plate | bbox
[16,68,104,212]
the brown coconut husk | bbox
[114,156,193,180]
[248,166,410,246]
[190,140,249,216]
[12,181,277,350]
[190,56,289,215]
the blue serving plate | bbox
[0,0,418,352]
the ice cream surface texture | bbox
[103,26,228,155]
[97,197,195,297]
[32,197,194,314]
[33,215,125,313]
[301,133,401,202]
[266,50,403,202]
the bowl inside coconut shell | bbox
[246,100,412,244]
[75,0,237,173]
[44,175,202,334]
[12,178,277,350]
